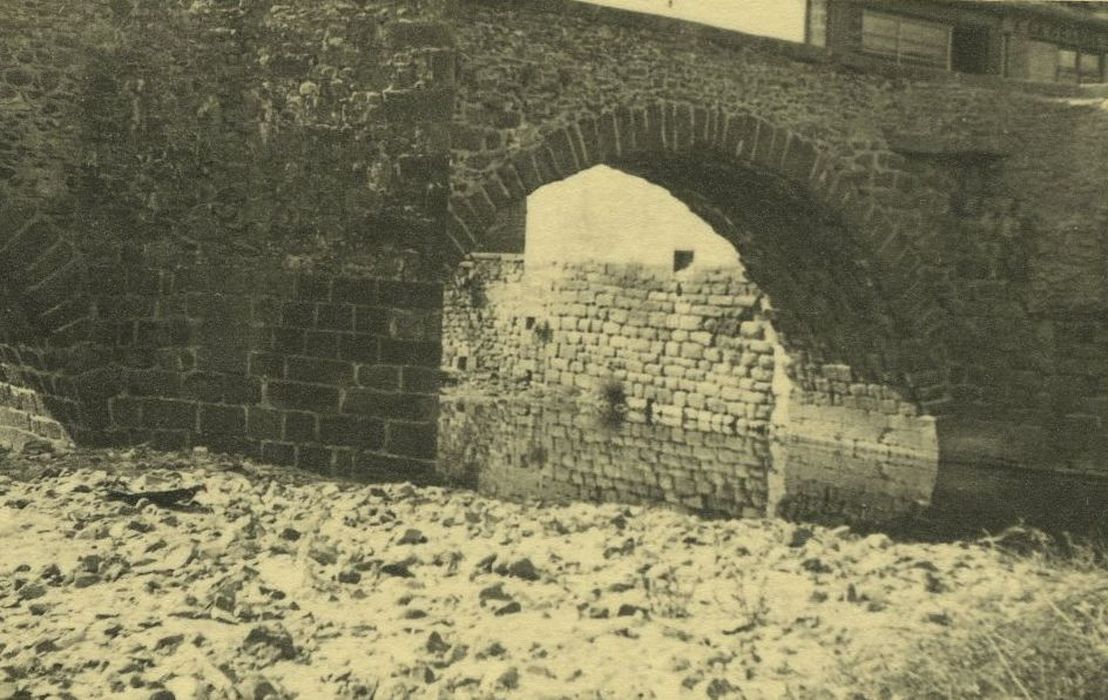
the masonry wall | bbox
[438,394,771,518]
[442,257,939,522]
[0,345,78,451]
[68,258,442,480]
[0,0,457,477]
[442,254,535,379]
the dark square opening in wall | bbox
[951,24,990,75]
[674,250,694,272]
[525,317,536,330]
[456,356,468,371]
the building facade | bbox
[810,0,1108,84]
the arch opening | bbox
[441,155,939,525]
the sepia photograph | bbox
[2,0,1108,697]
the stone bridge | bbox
[444,0,1108,525]
[2,0,1107,528]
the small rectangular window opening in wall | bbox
[674,250,694,273]
[456,356,468,371]
[525,317,536,330]
[951,24,989,75]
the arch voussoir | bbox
[614,106,637,154]
[467,187,498,227]
[595,111,620,161]
[533,144,563,184]
[447,209,477,250]
[781,134,819,183]
[480,175,513,212]
[450,197,488,246]
[495,162,527,202]
[546,127,581,177]
[673,102,695,152]
[576,116,601,167]
[510,152,544,192]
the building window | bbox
[862,9,951,70]
[1029,40,1105,84]
[806,0,827,48]
[1058,48,1107,84]
[1058,48,1079,82]
[1076,49,1105,83]
[951,24,990,74]
[1028,40,1059,82]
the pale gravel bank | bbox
[0,446,1101,699]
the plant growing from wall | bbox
[455,266,488,309]
[532,320,553,344]
[597,377,627,429]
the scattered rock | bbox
[309,544,339,566]
[862,533,893,550]
[496,667,520,690]
[154,634,185,654]
[338,569,362,585]
[925,571,948,594]
[505,557,540,581]
[706,678,740,698]
[242,624,297,662]
[426,632,450,654]
[802,558,833,574]
[788,527,814,548]
[617,603,647,618]
[479,583,512,604]
[475,553,497,573]
[17,583,46,601]
[40,563,62,581]
[241,676,283,700]
[494,601,522,616]
[380,562,414,578]
[397,528,427,545]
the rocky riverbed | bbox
[0,445,1103,699]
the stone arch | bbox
[0,204,92,347]
[448,102,953,409]
[0,203,92,451]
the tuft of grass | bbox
[595,378,627,429]
[844,529,1108,700]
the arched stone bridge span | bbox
[444,0,1108,522]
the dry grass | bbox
[844,527,1108,700]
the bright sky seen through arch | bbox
[525,165,742,270]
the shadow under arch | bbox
[0,206,94,451]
